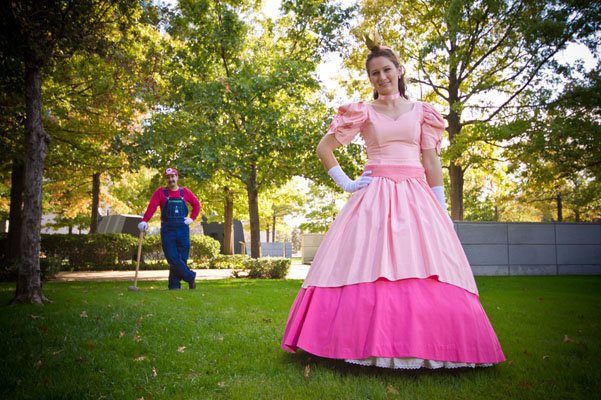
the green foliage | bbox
[131,0,356,257]
[189,234,221,263]
[244,257,291,279]
[42,233,139,270]
[299,181,349,233]
[349,0,601,219]
[207,254,250,269]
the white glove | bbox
[328,165,373,193]
[431,186,452,224]
[137,221,148,232]
[184,217,193,225]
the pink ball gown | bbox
[281,101,505,369]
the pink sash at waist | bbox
[363,165,425,183]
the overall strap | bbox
[163,187,169,197]
[180,188,185,198]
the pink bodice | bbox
[326,101,445,167]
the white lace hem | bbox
[345,357,494,370]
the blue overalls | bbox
[160,187,196,289]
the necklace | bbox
[378,92,401,100]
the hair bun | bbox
[363,31,382,51]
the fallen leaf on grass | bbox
[508,360,514,366]
[80,311,88,318]
[262,317,272,323]
[39,326,48,333]
[145,313,153,317]
[304,364,310,380]
[75,356,86,363]
[82,300,88,304]
[523,349,530,355]
[176,297,183,300]
[136,316,143,325]
[29,314,41,319]
[133,336,141,342]
[387,385,399,394]
[519,381,532,388]
[119,331,125,339]
[41,378,50,385]
[177,346,186,353]
[51,350,63,356]
[133,354,146,361]
[563,335,574,343]
[542,355,550,360]
[119,293,124,296]
[34,360,45,369]
[113,314,120,320]
[217,382,226,387]
[87,341,96,348]
[152,367,157,377]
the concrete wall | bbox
[242,242,293,258]
[456,222,601,276]
[301,222,601,275]
[302,234,326,264]
[97,214,142,237]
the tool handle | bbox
[133,230,144,287]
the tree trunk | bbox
[447,63,464,221]
[7,158,25,263]
[272,212,276,242]
[223,187,234,255]
[90,172,100,233]
[556,194,563,222]
[266,226,270,243]
[247,163,261,258]
[449,164,464,220]
[11,64,50,305]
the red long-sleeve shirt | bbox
[142,187,200,223]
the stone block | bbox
[557,264,601,275]
[556,224,601,244]
[557,245,601,264]
[456,223,507,244]
[509,265,557,275]
[471,265,509,276]
[508,223,555,244]
[508,244,556,265]
[462,244,508,265]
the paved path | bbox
[51,262,311,282]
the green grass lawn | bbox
[1,276,600,400]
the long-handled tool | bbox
[128,230,145,291]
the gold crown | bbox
[363,30,382,51]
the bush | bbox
[189,235,220,264]
[0,232,222,272]
[39,256,62,281]
[41,233,139,270]
[245,257,291,279]
[206,254,250,269]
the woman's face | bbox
[367,56,402,96]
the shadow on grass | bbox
[280,348,497,379]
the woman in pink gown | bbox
[281,43,505,369]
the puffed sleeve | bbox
[421,102,445,155]
[326,102,367,145]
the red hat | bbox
[164,168,178,176]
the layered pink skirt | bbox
[282,165,505,368]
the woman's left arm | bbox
[422,148,452,221]
[422,148,443,187]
